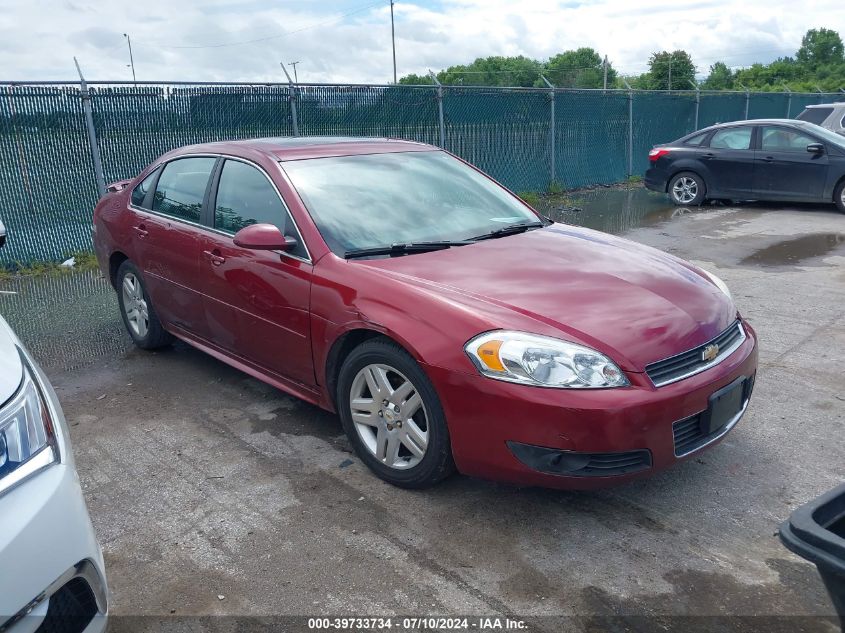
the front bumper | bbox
[426,321,758,490]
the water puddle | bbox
[0,271,130,370]
[537,186,700,234]
[740,233,845,267]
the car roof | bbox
[167,136,436,162]
[804,103,845,108]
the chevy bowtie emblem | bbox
[702,344,720,362]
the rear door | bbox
[130,156,217,334]
[197,158,315,387]
[753,125,829,200]
[701,126,755,197]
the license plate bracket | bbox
[701,376,747,436]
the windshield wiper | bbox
[344,240,472,259]
[469,220,546,242]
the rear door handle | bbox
[202,250,226,266]
[702,152,715,160]
[132,225,148,238]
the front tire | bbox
[834,180,845,213]
[668,171,706,206]
[116,260,173,350]
[337,338,455,489]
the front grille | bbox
[38,578,98,633]
[646,320,745,387]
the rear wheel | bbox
[337,338,455,488]
[835,180,845,213]
[116,260,173,350]
[668,171,706,206]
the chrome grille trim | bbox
[646,321,746,387]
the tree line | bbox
[398,28,845,93]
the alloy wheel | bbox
[349,363,429,470]
[122,272,149,338]
[672,177,698,204]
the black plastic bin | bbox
[780,482,845,629]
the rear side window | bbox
[796,107,832,125]
[131,170,157,208]
[710,127,752,150]
[761,126,816,152]
[684,132,709,146]
[152,157,216,223]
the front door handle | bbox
[202,250,226,266]
[761,156,775,162]
[132,225,148,238]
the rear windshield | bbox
[797,107,833,125]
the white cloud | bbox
[0,0,841,83]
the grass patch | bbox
[0,250,100,281]
[517,191,542,208]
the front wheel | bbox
[668,172,706,206]
[337,338,455,489]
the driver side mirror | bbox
[807,143,825,154]
[233,223,296,251]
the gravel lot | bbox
[3,193,844,632]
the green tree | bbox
[541,48,616,88]
[796,28,844,68]
[641,50,696,90]
[398,73,433,85]
[701,62,734,90]
[436,55,542,87]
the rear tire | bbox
[116,260,173,350]
[834,180,845,213]
[337,338,455,489]
[668,171,706,206]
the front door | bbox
[197,158,315,387]
[753,125,829,200]
[129,156,216,334]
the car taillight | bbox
[649,148,671,162]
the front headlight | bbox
[465,331,629,388]
[701,269,732,302]
[0,360,57,496]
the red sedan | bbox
[93,137,758,490]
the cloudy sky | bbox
[1,0,842,84]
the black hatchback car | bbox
[645,119,845,212]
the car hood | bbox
[0,315,24,406]
[361,225,736,371]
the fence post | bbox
[280,63,300,136]
[622,78,633,178]
[541,75,556,186]
[737,83,750,120]
[783,85,792,118]
[74,57,105,197]
[816,86,824,104]
[689,80,700,131]
[428,71,446,148]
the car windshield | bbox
[794,120,845,148]
[281,150,539,256]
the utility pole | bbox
[390,0,397,83]
[667,56,672,91]
[288,61,300,83]
[123,33,136,84]
[602,55,608,91]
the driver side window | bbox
[214,159,307,258]
[761,126,816,152]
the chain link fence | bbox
[1,81,844,265]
